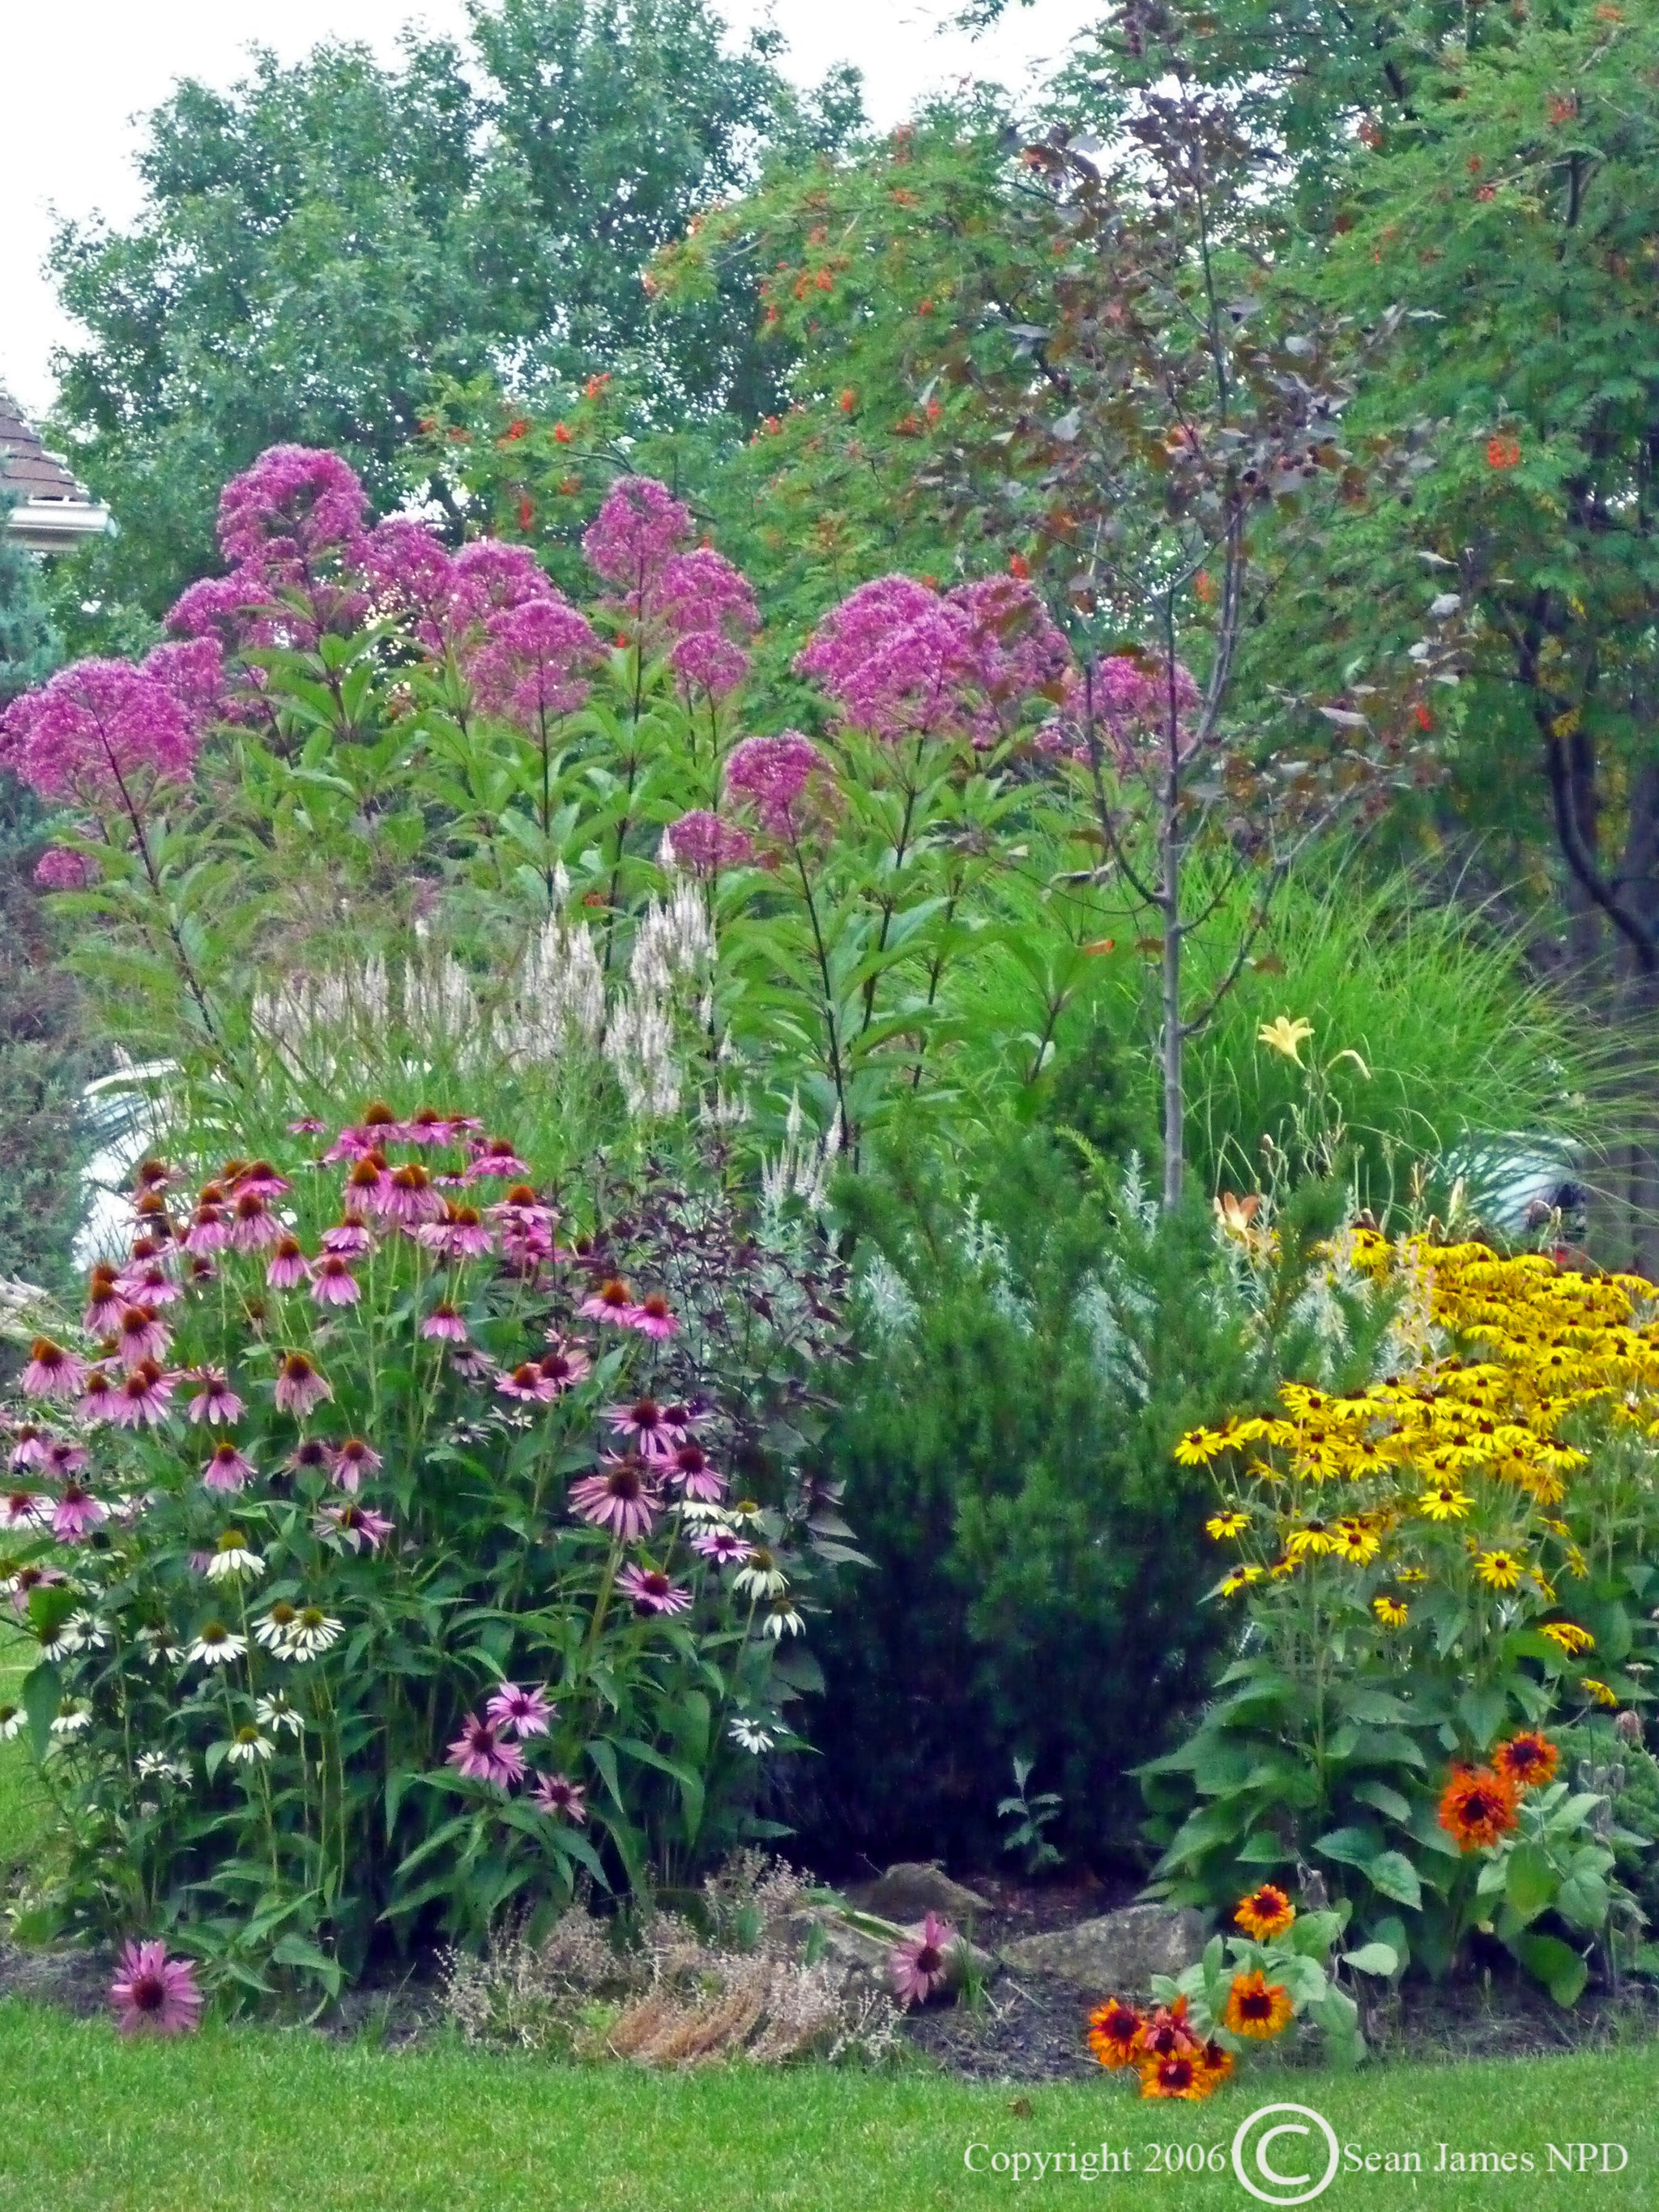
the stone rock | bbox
[999,1903,1205,1993]
[851,1862,993,1924]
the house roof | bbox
[1,386,110,552]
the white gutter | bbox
[5,498,113,554]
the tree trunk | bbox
[1161,829,1184,1211]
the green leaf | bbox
[1456,1683,1508,1751]
[1504,1843,1556,1924]
[1351,1779,1413,1823]
[1554,1872,1610,1933]
[1507,1931,1589,2009]
[1340,1941,1399,1977]
[21,1662,60,1764]
[1366,1852,1422,1908]
[1313,1825,1378,1869]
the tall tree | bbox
[44,0,859,628]
[0,503,84,1300]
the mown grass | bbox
[0,1626,49,1881]
[0,2001,1651,2212]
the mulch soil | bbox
[3,1865,1656,2075]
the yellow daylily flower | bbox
[1256,1015,1315,1065]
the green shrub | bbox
[796,1127,1363,1871]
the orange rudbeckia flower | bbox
[1224,1969,1294,2039]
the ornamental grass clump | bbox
[440,1853,904,2065]
[1146,1224,1659,1997]
[0,1115,851,2004]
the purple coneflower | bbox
[203,1439,254,1494]
[117,1259,181,1308]
[317,1501,394,1553]
[889,1914,959,2009]
[1,1490,45,1531]
[287,1437,332,1481]
[538,1340,591,1392]
[9,1427,48,1470]
[310,1254,360,1307]
[692,1525,752,1566]
[109,1940,204,2037]
[627,1291,680,1340]
[53,1481,109,1542]
[114,1304,170,1370]
[385,1161,445,1225]
[320,1220,373,1258]
[605,1396,685,1458]
[22,1339,89,1401]
[6,1562,66,1614]
[265,1235,309,1291]
[465,1136,530,1182]
[415,1202,492,1260]
[400,1106,458,1146]
[450,1346,497,1383]
[579,1276,636,1325]
[618,1562,691,1616]
[109,1361,174,1428]
[183,1204,231,1255]
[485,1681,557,1737]
[446,1712,526,1787]
[667,1440,727,1502]
[288,1115,327,1136]
[274,1352,332,1417]
[569,1455,660,1541]
[186,1369,243,1426]
[342,1153,390,1218]
[186,1256,218,1287]
[532,1772,586,1823]
[77,1368,117,1424]
[490,1184,556,1230]
[42,1439,88,1480]
[83,1267,126,1333]
[497,1362,557,1404]
[232,1161,291,1200]
[229,1190,282,1251]
[420,1304,469,1343]
[329,1437,382,1494]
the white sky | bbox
[0,0,1090,419]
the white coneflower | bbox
[253,1601,299,1652]
[204,1531,265,1582]
[254,1694,304,1737]
[732,1549,788,1600]
[763,1599,805,1639]
[0,1703,23,1741]
[135,1626,186,1668]
[65,1609,110,1650]
[728,1715,775,1754]
[187,1622,248,1666]
[41,1617,88,1661]
[285,1605,343,1659]
[50,1703,92,1736]
[225,1725,274,1765]
[676,1496,730,1524]
[135,1750,190,1783]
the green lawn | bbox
[0,2003,1648,2212]
[1,1630,1650,2210]
[0,1628,49,1880]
